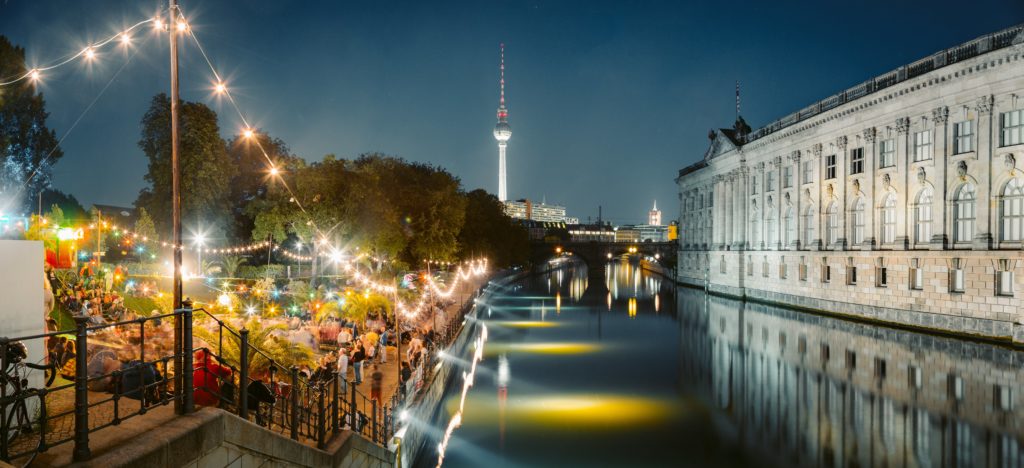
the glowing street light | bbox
[214,81,226,94]
[153,18,164,31]
[28,69,40,81]
[120,32,131,46]
[242,128,254,139]
[83,47,96,60]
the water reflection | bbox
[422,261,1024,468]
[680,288,1024,468]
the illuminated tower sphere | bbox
[493,43,511,201]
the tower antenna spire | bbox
[735,80,740,120]
[493,43,512,202]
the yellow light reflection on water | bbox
[628,297,637,318]
[485,342,602,356]
[450,394,677,429]
[491,320,560,329]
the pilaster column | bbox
[931,106,949,250]
[835,135,848,250]
[895,117,911,250]
[739,165,750,252]
[755,162,766,250]
[813,143,824,251]
[974,95,995,250]
[790,150,802,250]
[772,156,784,250]
[863,127,878,249]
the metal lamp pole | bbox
[169,0,185,414]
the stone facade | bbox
[677,24,1024,343]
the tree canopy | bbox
[135,93,235,235]
[0,36,62,214]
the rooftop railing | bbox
[742,23,1024,144]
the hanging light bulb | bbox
[243,128,254,139]
[83,47,96,60]
[214,81,226,94]
[120,32,131,46]
[153,18,164,31]
[28,69,40,81]
[176,21,188,32]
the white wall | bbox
[0,240,46,387]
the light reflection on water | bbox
[420,260,1024,468]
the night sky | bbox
[1,0,1021,224]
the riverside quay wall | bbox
[676,24,1024,343]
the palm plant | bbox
[193,318,314,377]
[219,255,245,278]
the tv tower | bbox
[493,43,512,201]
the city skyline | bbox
[1,1,1021,225]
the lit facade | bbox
[648,200,662,226]
[493,44,511,201]
[677,24,1024,343]
[504,199,569,223]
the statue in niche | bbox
[1006,154,1017,173]
[784,192,791,204]
[957,161,968,180]
[882,173,891,189]
[852,179,860,193]
[917,167,926,185]
[826,184,834,199]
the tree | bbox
[0,36,63,214]
[219,255,244,278]
[40,189,87,221]
[135,94,235,235]
[458,189,529,267]
[134,207,158,242]
[193,318,314,377]
[226,131,300,242]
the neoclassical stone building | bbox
[677,24,1024,343]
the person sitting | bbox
[120,359,162,403]
[194,349,232,406]
[247,379,276,426]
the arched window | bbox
[826,202,839,246]
[750,205,760,247]
[851,197,866,245]
[914,188,933,245]
[953,183,976,245]
[766,207,776,248]
[881,193,897,244]
[802,205,815,247]
[784,206,795,247]
[1001,178,1024,242]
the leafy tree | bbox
[342,291,392,323]
[135,94,235,235]
[226,131,300,242]
[134,207,158,241]
[40,189,87,221]
[458,189,529,267]
[0,36,63,214]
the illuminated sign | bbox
[57,227,84,241]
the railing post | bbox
[331,372,340,434]
[317,387,326,449]
[72,315,91,461]
[372,400,378,444]
[182,301,194,414]
[289,366,299,441]
[350,382,357,429]
[239,328,249,419]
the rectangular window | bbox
[783,166,793,188]
[799,257,808,282]
[876,266,888,287]
[720,256,726,274]
[879,139,895,168]
[1002,110,1024,147]
[847,258,857,285]
[747,255,753,276]
[766,172,775,192]
[913,130,932,161]
[751,175,758,195]
[950,269,965,293]
[849,147,864,175]
[822,258,831,283]
[779,257,787,279]
[997,259,1014,296]
[802,160,813,184]
[762,257,769,277]
[825,154,837,179]
[954,120,974,154]
[910,258,924,290]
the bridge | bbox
[529,240,677,272]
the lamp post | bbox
[169,0,185,415]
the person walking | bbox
[370,363,384,407]
[337,346,349,392]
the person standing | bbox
[370,364,384,406]
[377,327,388,364]
[337,346,349,392]
[351,341,366,385]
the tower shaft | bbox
[499,143,507,201]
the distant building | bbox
[567,223,615,242]
[614,227,640,243]
[648,200,662,226]
[504,199,572,223]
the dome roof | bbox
[493,121,512,141]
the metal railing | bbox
[0,304,407,465]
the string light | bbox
[83,47,96,60]
[242,128,254,139]
[435,325,488,468]
[120,32,131,46]
[214,81,226,94]
[176,21,188,33]
[153,17,164,31]
[29,69,40,81]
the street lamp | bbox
[193,232,206,276]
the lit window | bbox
[802,205,815,248]
[913,130,932,162]
[953,183,976,245]
[851,197,865,245]
[784,206,795,247]
[997,259,1014,296]
[1001,110,1024,147]
[954,120,974,154]
[825,202,839,246]
[849,147,864,175]
[879,139,895,168]
[1001,178,1024,242]
[881,193,897,245]
[826,154,837,179]
[914,188,933,245]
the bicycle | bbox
[2,341,55,466]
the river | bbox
[417,258,1024,468]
